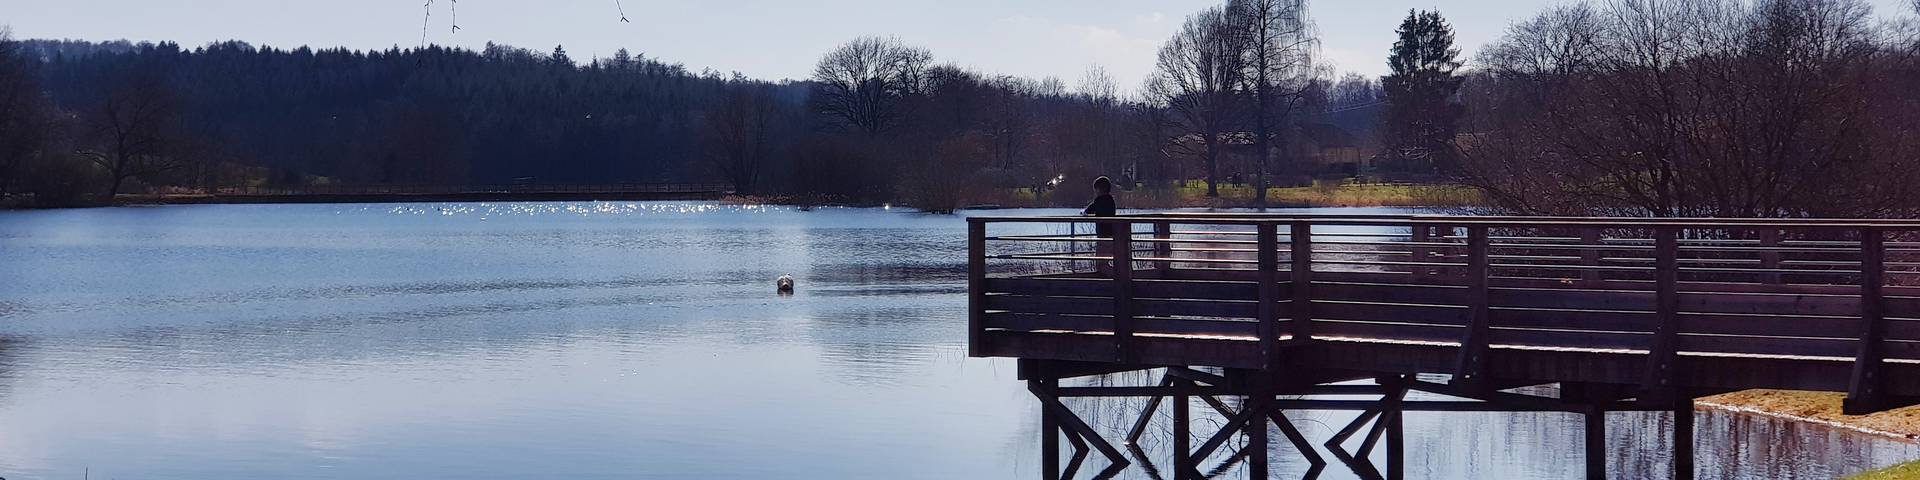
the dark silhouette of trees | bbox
[1462,0,1920,218]
[702,79,789,194]
[0,36,1182,208]
[0,29,51,198]
[84,70,181,197]
[1149,6,1249,197]
[1327,73,1382,111]
[1381,9,1463,174]
[1232,0,1318,205]
[810,36,932,136]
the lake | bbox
[0,202,1913,479]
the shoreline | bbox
[2,183,1477,211]
[1697,390,1920,441]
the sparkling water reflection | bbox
[0,202,1911,479]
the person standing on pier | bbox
[1083,176,1117,274]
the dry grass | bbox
[979,182,1480,210]
[1701,389,1920,438]
[1851,461,1920,480]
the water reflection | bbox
[0,203,1909,479]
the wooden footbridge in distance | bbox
[966,213,1920,479]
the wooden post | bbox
[1579,228,1602,286]
[1409,224,1431,279]
[1174,381,1193,480]
[1289,221,1315,341]
[1257,223,1281,369]
[1246,373,1270,480]
[1037,378,1060,479]
[1759,228,1782,284]
[1847,227,1887,414]
[969,220,987,357]
[1674,398,1695,480]
[1385,375,1406,480]
[1586,407,1607,480]
[1452,226,1492,385]
[1154,221,1173,272]
[1113,221,1135,363]
[1643,227,1681,402]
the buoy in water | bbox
[776,274,795,295]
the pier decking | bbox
[968,213,1920,479]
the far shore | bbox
[2,182,1480,211]
[720,182,1481,212]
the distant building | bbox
[1297,123,1366,176]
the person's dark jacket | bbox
[1084,193,1115,237]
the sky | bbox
[8,0,1917,94]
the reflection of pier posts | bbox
[1038,378,1059,479]
[1585,405,1607,480]
[1024,367,1722,480]
[1172,379,1191,479]
[1244,370,1270,479]
[1675,398,1695,480]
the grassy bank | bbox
[1853,461,1920,479]
[984,182,1480,210]
[1700,389,1920,439]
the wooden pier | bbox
[967,213,1920,479]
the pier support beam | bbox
[1023,362,1720,480]
[1246,376,1270,480]
[1037,379,1059,480]
[1585,407,1607,480]
[1675,399,1694,480]
[1173,386,1192,480]
[1382,375,1407,480]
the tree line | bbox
[0,0,1406,210]
[6,0,1916,217]
[1458,0,1920,218]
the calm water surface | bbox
[0,202,1913,479]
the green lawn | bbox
[1852,461,1920,480]
[1167,181,1479,208]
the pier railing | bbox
[968,214,1920,412]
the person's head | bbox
[1092,176,1112,194]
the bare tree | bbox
[1233,0,1319,204]
[1076,65,1118,105]
[1327,72,1382,110]
[810,36,932,136]
[1126,101,1175,187]
[704,80,784,194]
[1070,66,1128,179]
[1462,0,1920,218]
[84,71,183,198]
[981,76,1035,170]
[1148,6,1250,197]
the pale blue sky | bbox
[7,0,1915,92]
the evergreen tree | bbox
[611,48,633,70]
[1380,9,1462,173]
[550,44,573,68]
